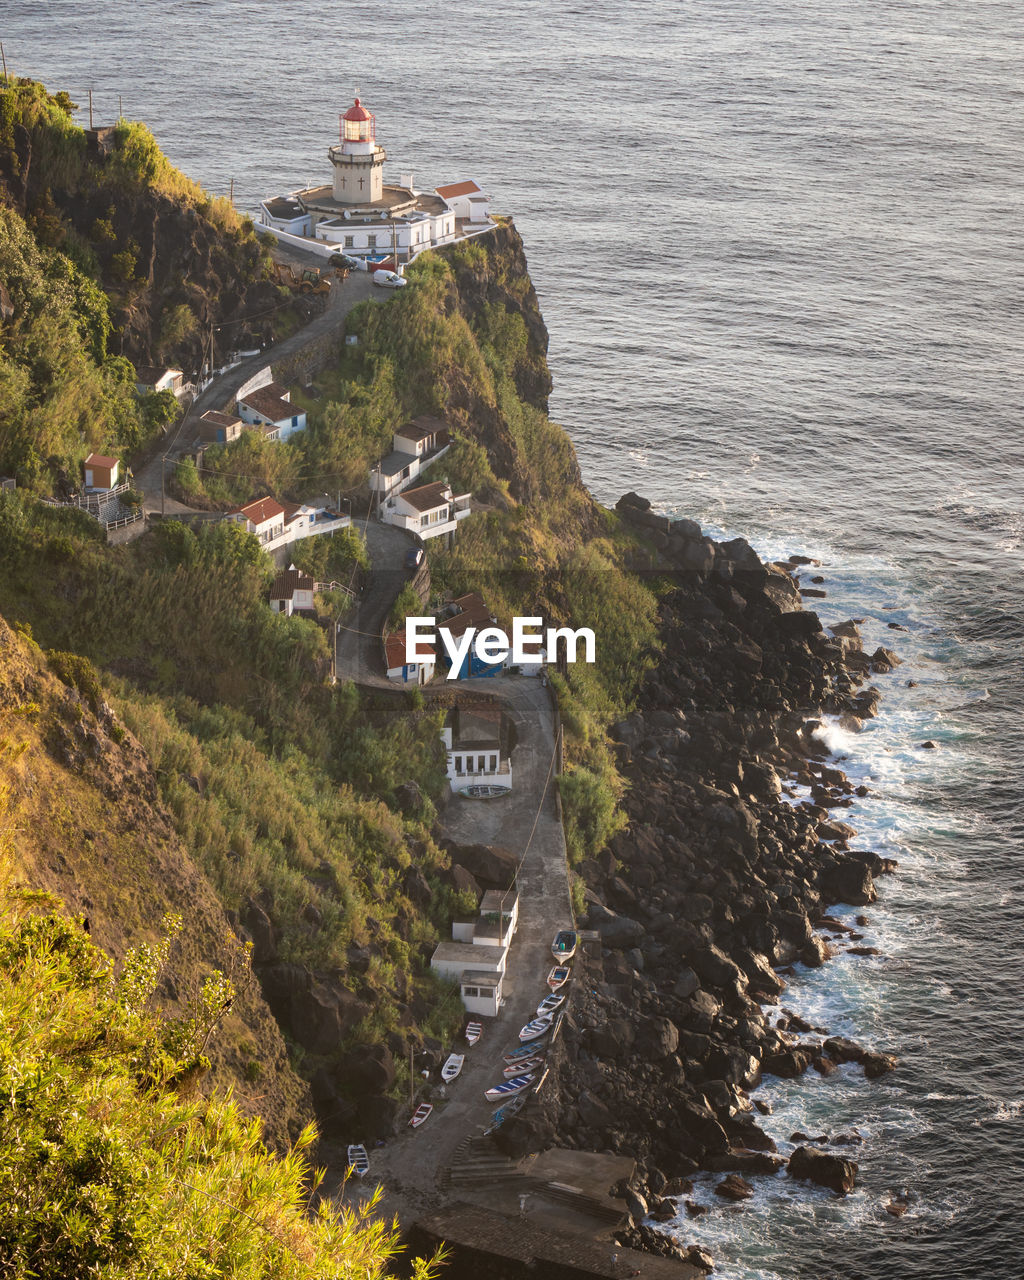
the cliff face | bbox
[0,614,310,1149]
[0,79,300,372]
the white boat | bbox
[536,992,565,1018]
[460,784,511,799]
[519,1013,555,1042]
[551,929,579,961]
[346,1144,369,1177]
[547,964,571,991]
[441,1053,464,1082]
[409,1103,433,1128]
[464,1021,483,1045]
[504,1055,543,1077]
[484,1074,535,1102]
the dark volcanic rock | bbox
[788,1145,858,1195]
[714,1173,755,1200]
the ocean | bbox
[7,1,1023,1275]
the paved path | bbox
[137,257,380,514]
[334,517,419,685]
[349,675,574,1221]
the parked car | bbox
[405,547,424,569]
[373,269,407,289]
[330,253,361,271]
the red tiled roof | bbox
[442,593,494,638]
[436,180,482,199]
[84,452,119,469]
[231,497,285,526]
[200,410,241,428]
[385,631,434,670]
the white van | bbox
[373,269,407,289]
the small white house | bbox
[384,630,436,685]
[237,382,306,441]
[379,480,470,544]
[435,180,491,223]
[370,416,451,499]
[269,567,316,616]
[441,705,512,793]
[135,366,184,396]
[225,496,286,545]
[259,195,311,236]
[433,885,518,1017]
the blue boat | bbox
[484,1092,526,1135]
[504,1039,547,1064]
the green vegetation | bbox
[0,813,443,1277]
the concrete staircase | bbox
[527,1178,626,1226]
[442,1135,532,1193]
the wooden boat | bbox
[536,992,565,1018]
[346,1144,369,1177]
[551,930,579,961]
[484,1074,535,1102]
[464,1021,483,1045]
[519,1013,555,1042]
[441,1053,464,1082]
[547,964,571,991]
[484,1092,526,1135]
[460,784,511,799]
[504,1040,547,1065]
[504,1055,543,1077]
[409,1103,433,1128]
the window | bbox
[463,986,479,998]
[367,233,377,249]
[478,755,486,773]
[344,235,354,248]
[455,757,463,774]
[292,415,299,427]
[490,754,497,771]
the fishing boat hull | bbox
[346,1144,369,1177]
[504,1040,547,1064]
[441,1053,464,1082]
[409,1103,433,1128]
[460,784,511,799]
[484,1092,526,1135]
[547,965,571,991]
[484,1073,535,1102]
[504,1055,543,1077]
[464,1021,483,1045]
[551,930,579,961]
[519,1014,554,1041]
[536,993,565,1018]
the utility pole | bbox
[0,43,9,82]
[229,177,234,207]
[160,454,166,517]
[408,1044,414,1109]
[88,89,93,130]
[118,94,123,121]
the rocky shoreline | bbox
[496,493,901,1270]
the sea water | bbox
[6,2,1023,1274]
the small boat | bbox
[484,1074,535,1102]
[536,992,565,1018]
[504,1055,543,1077]
[551,929,579,961]
[504,1040,547,1065]
[464,1021,483,1045]
[519,1014,555,1042]
[346,1144,369,1177]
[547,965,571,991]
[460,784,511,799]
[441,1053,464,1082]
[409,1103,433,1128]
[484,1092,526,1135]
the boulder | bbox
[714,1173,755,1201]
[788,1145,858,1195]
[243,898,277,964]
[597,912,645,949]
[691,944,750,994]
[638,1015,680,1060]
[446,842,517,888]
[340,1042,396,1094]
[862,1050,898,1078]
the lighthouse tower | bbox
[329,97,387,205]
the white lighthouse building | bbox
[329,97,386,204]
[258,96,493,265]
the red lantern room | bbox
[340,97,375,145]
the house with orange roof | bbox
[384,629,435,685]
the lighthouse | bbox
[329,97,387,205]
